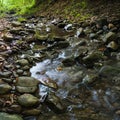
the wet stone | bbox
[84,27,92,34]
[116,110,120,115]
[76,39,87,46]
[82,51,103,67]
[12,21,21,27]
[96,18,108,28]
[22,65,30,70]
[18,94,39,107]
[70,71,84,84]
[89,33,97,39]
[16,86,38,93]
[62,57,75,67]
[103,32,117,43]
[64,24,73,31]
[55,41,69,49]
[2,78,13,83]
[57,22,67,28]
[99,65,120,77]
[53,36,66,41]
[116,53,120,60]
[16,69,24,75]
[0,112,23,120]
[96,30,103,35]
[34,34,48,41]
[107,41,119,51]
[22,71,29,76]
[45,92,66,113]
[10,27,23,35]
[76,27,84,37]
[13,71,19,78]
[108,23,115,29]
[82,74,98,85]
[8,104,22,113]
[22,108,41,116]
[0,71,12,78]
[2,33,14,42]
[0,83,12,94]
[0,56,5,62]
[16,59,29,66]
[16,77,39,86]
[16,77,39,93]
[38,76,58,90]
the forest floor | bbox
[34,0,120,22]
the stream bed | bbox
[0,15,120,120]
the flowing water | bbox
[28,20,120,120]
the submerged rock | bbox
[18,94,39,107]
[99,65,120,77]
[45,92,66,113]
[82,51,103,68]
[82,74,98,85]
[38,76,58,90]
[62,57,75,67]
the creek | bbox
[0,15,120,120]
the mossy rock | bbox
[0,112,23,120]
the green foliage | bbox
[0,0,35,15]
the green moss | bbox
[0,0,35,16]
[17,17,26,22]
